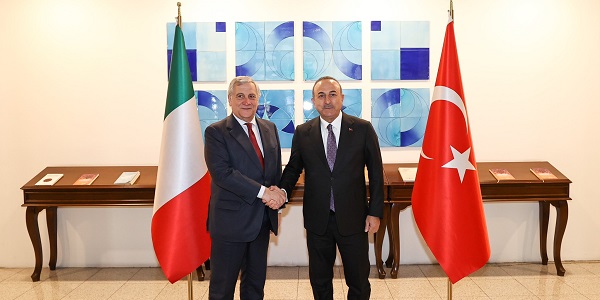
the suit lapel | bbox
[256,118,273,173]
[307,118,329,171]
[334,114,354,171]
[226,115,264,171]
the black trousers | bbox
[209,210,271,300]
[306,212,371,300]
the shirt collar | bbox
[320,113,342,130]
[233,114,256,128]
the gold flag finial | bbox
[450,0,454,19]
[176,2,182,27]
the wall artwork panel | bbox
[196,90,228,133]
[256,90,295,148]
[235,22,295,81]
[167,22,227,82]
[371,88,430,147]
[303,21,362,81]
[371,21,429,80]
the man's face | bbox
[312,79,344,123]
[229,82,259,123]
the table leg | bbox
[384,210,394,269]
[47,207,58,270]
[25,207,45,282]
[195,259,211,281]
[551,200,568,276]
[539,201,550,265]
[196,265,205,281]
[384,242,394,268]
[389,203,410,279]
[375,204,391,279]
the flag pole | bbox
[447,4,454,300]
[176,2,182,27]
[175,4,194,299]
[188,274,193,300]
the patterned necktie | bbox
[327,124,337,211]
[245,123,264,169]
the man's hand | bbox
[262,186,286,209]
[364,215,380,233]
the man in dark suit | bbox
[204,76,286,300]
[280,76,384,300]
[279,76,383,299]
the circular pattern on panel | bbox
[372,88,428,146]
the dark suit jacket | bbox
[280,113,384,236]
[204,114,282,242]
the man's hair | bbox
[312,76,343,97]
[228,76,261,98]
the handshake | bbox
[262,186,286,210]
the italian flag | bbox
[151,24,211,284]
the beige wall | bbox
[1,0,599,268]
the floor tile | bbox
[108,282,167,299]
[562,275,600,296]
[577,261,600,275]
[429,277,487,298]
[0,268,23,282]
[266,266,299,280]
[516,276,582,296]
[264,279,298,299]
[62,282,123,300]
[15,281,83,300]
[45,268,100,282]
[128,267,168,282]
[88,267,139,282]
[469,264,511,278]
[0,282,38,299]
[385,278,440,298]
[418,264,446,279]
[471,277,534,297]
[155,281,208,300]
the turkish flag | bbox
[412,16,490,284]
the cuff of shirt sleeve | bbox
[258,185,266,199]
[282,189,289,203]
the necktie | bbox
[327,124,337,211]
[245,123,264,169]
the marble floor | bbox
[1,262,599,299]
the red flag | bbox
[151,25,211,283]
[411,15,490,284]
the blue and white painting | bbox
[371,88,430,147]
[167,22,227,82]
[236,22,295,81]
[303,21,362,81]
[371,21,429,80]
[196,90,228,134]
[256,90,295,148]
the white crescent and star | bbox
[420,86,475,183]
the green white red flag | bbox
[151,24,211,283]
[411,14,490,284]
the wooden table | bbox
[376,161,571,279]
[21,166,159,282]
